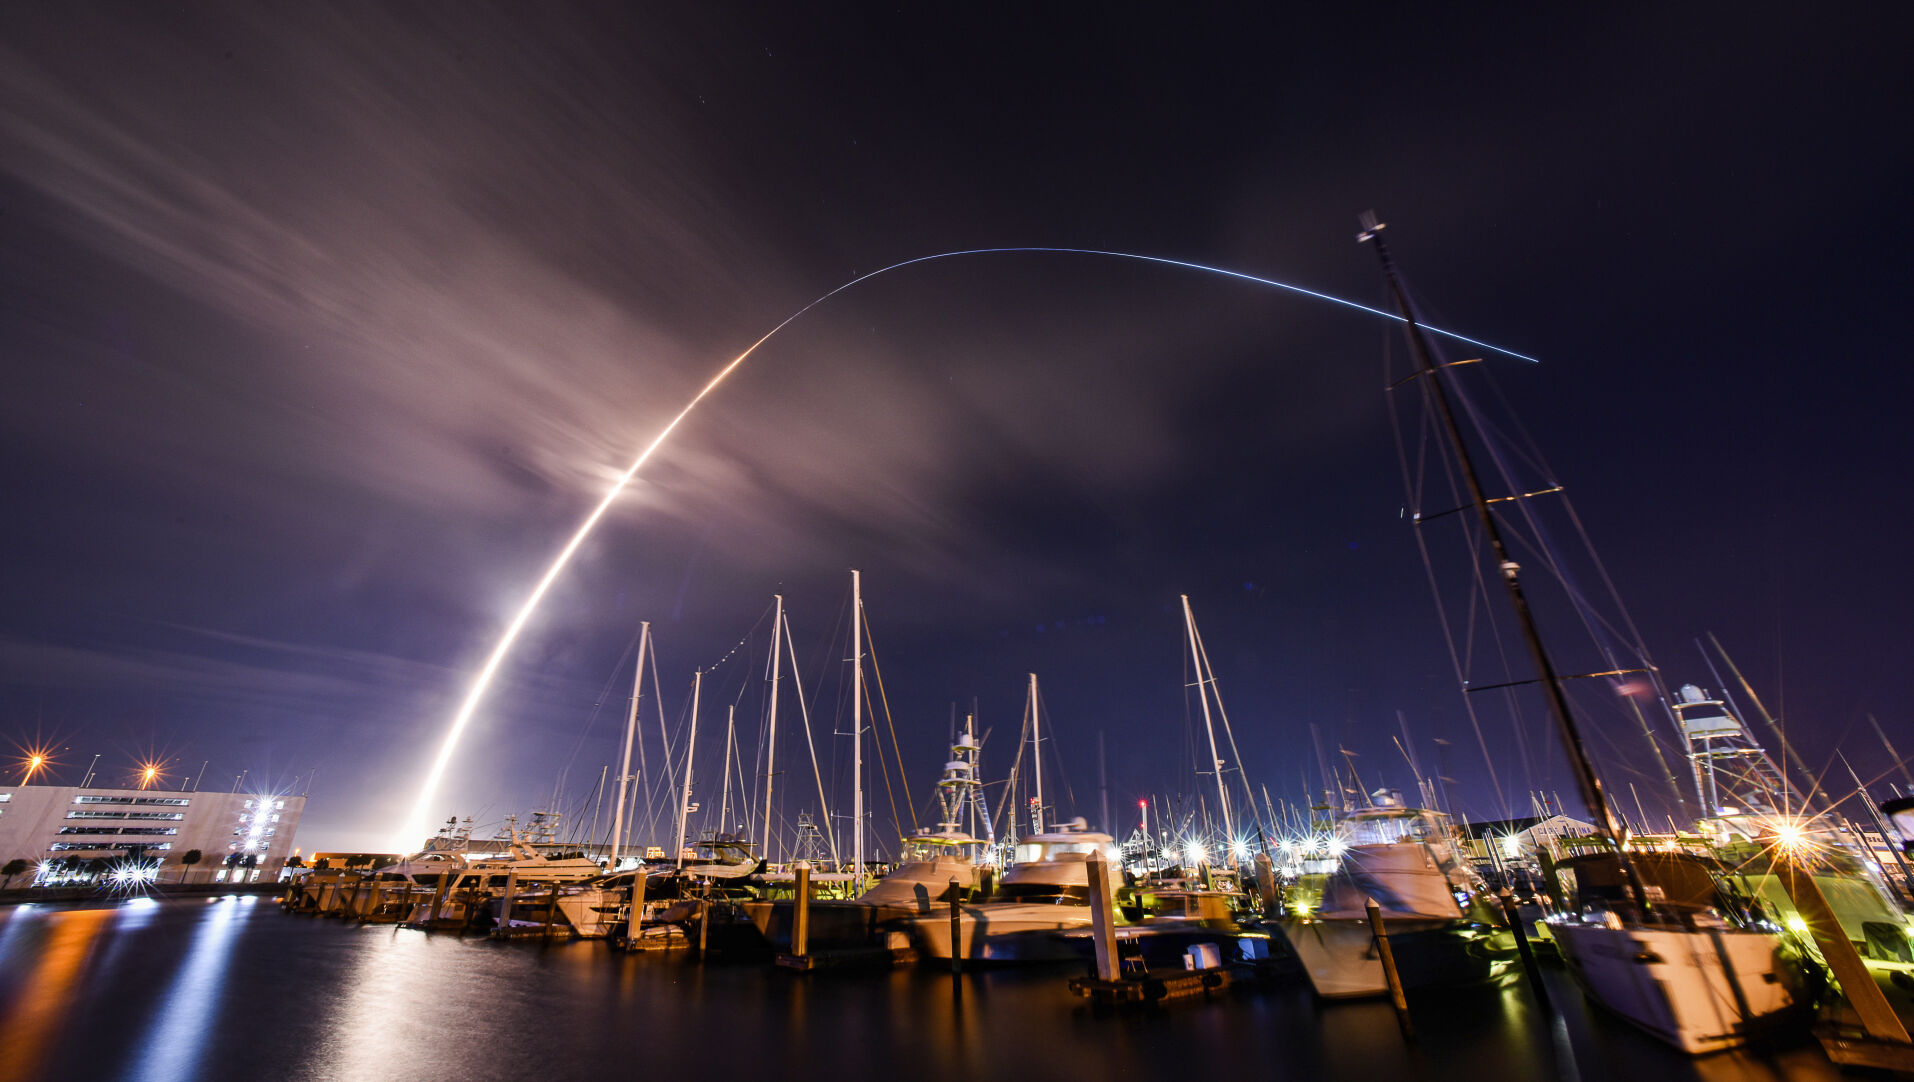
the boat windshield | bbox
[1013,841,1110,864]
[1344,811,1446,847]
[995,882,1091,905]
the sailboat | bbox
[1364,214,1803,1053]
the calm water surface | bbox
[0,897,1846,1081]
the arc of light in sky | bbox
[395,246,1534,850]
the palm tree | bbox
[179,849,203,885]
[2,858,28,890]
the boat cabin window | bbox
[1014,841,1110,864]
[995,882,1091,905]
[1344,812,1441,847]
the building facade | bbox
[0,784,306,884]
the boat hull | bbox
[1550,921,1800,1054]
[1275,917,1511,998]
[908,903,1095,963]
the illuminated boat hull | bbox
[1550,921,1800,1054]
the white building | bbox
[0,783,306,884]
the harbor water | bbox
[0,896,1846,1082]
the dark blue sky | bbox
[2,6,1909,851]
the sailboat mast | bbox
[1182,595,1234,843]
[762,594,784,859]
[675,669,702,870]
[720,706,736,833]
[610,620,650,868]
[1362,216,1639,893]
[1029,672,1045,833]
[852,569,865,886]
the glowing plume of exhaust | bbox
[394,246,1533,851]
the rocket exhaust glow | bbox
[394,247,1534,851]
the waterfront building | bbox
[0,783,305,884]
[1461,813,1600,866]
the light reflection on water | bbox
[0,899,1859,1082]
[121,897,249,1082]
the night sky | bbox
[3,6,1909,853]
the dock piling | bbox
[1497,887,1547,1004]
[948,878,963,975]
[1253,853,1277,916]
[1367,898,1413,1039]
[792,861,811,959]
[1087,850,1120,982]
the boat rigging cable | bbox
[396,246,1541,851]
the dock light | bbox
[1230,840,1251,861]
[1326,839,1347,858]
[1185,842,1207,866]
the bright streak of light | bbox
[395,248,1538,850]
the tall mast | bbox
[675,669,702,870]
[851,569,865,886]
[762,594,784,859]
[1029,672,1045,833]
[1182,595,1234,843]
[1361,215,1644,908]
[720,706,736,834]
[610,620,650,868]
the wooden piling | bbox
[628,871,648,945]
[497,870,518,936]
[696,885,711,958]
[1367,898,1413,1039]
[428,871,454,928]
[1087,851,1120,982]
[948,878,964,975]
[1778,852,1913,1054]
[792,862,811,959]
[542,880,561,942]
[1253,853,1278,917]
[1498,887,1547,1004]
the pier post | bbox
[428,871,454,929]
[1778,853,1912,1047]
[696,883,711,959]
[498,870,518,936]
[542,880,561,942]
[793,861,811,959]
[341,874,362,920]
[1253,853,1278,917]
[1087,850,1120,982]
[628,872,648,947]
[1497,887,1547,1004]
[948,878,964,975]
[1367,898,1413,1039]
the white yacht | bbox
[745,725,989,950]
[909,822,1119,963]
[1274,791,1511,997]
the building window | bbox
[73,796,191,806]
